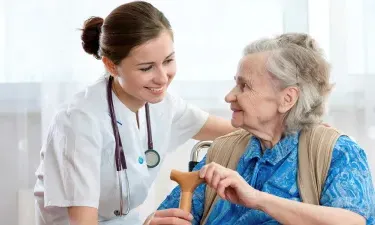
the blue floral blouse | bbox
[158,133,375,224]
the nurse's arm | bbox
[68,206,98,225]
[193,115,236,141]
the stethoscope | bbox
[106,76,161,217]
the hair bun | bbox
[276,33,322,53]
[81,16,104,59]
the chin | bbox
[231,119,243,128]
[147,98,163,104]
[145,92,167,104]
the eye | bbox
[163,58,174,64]
[140,65,153,72]
[240,83,251,91]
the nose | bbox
[154,69,168,85]
[225,86,238,103]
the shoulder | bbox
[213,129,251,143]
[207,129,251,159]
[332,135,366,161]
[330,135,369,169]
[49,78,107,135]
[48,107,103,146]
[55,78,107,120]
[302,125,368,168]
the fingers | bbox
[212,169,221,189]
[217,177,233,199]
[154,209,193,224]
[149,217,192,225]
[199,162,232,188]
[204,163,215,184]
[199,162,215,178]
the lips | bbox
[231,106,242,112]
[146,87,164,94]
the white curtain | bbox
[1,0,374,224]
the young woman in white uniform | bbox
[33,1,234,225]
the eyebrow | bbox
[136,52,175,66]
[235,75,251,84]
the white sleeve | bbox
[43,109,102,208]
[169,94,209,151]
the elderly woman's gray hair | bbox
[244,33,333,134]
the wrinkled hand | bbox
[144,208,193,225]
[199,162,261,209]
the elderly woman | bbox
[149,33,375,225]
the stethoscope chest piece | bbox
[145,149,160,168]
[113,210,121,216]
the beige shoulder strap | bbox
[201,129,252,225]
[297,125,342,205]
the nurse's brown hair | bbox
[80,1,173,65]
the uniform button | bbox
[114,210,120,216]
[138,156,144,164]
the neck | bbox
[247,118,285,150]
[112,78,145,113]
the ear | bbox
[278,86,299,113]
[102,56,118,76]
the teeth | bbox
[148,87,163,92]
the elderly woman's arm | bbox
[257,192,365,225]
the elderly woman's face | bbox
[225,53,285,132]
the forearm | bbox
[193,115,236,141]
[257,192,365,225]
[68,206,98,225]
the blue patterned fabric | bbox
[158,133,375,224]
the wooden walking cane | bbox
[170,170,205,212]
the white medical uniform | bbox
[33,77,209,225]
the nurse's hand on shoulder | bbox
[144,209,193,225]
[199,162,262,209]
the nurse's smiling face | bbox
[104,31,176,111]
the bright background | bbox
[1,0,374,224]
